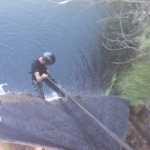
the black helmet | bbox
[42,52,55,65]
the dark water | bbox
[0,0,108,96]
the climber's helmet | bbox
[42,52,55,65]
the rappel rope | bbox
[58,96,96,150]
[47,77,96,150]
[47,76,134,150]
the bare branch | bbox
[121,41,142,52]
[103,41,141,52]
[117,18,150,38]
[111,53,149,65]
[102,33,118,42]
[103,42,125,51]
[123,39,140,47]
[102,33,141,52]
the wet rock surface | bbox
[0,93,130,150]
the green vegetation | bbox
[118,27,150,105]
[101,1,138,64]
[105,74,116,96]
[119,61,150,105]
[134,27,150,53]
[102,0,150,106]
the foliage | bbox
[118,60,150,105]
[134,27,150,54]
[100,0,150,106]
[100,1,138,66]
[105,74,116,95]
[100,0,150,68]
[117,26,150,106]
[118,27,150,105]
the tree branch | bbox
[111,53,149,64]
[103,40,140,52]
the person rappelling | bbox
[31,52,65,100]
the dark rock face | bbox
[0,93,130,150]
[126,106,150,150]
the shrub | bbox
[119,61,150,105]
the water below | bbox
[0,0,108,97]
